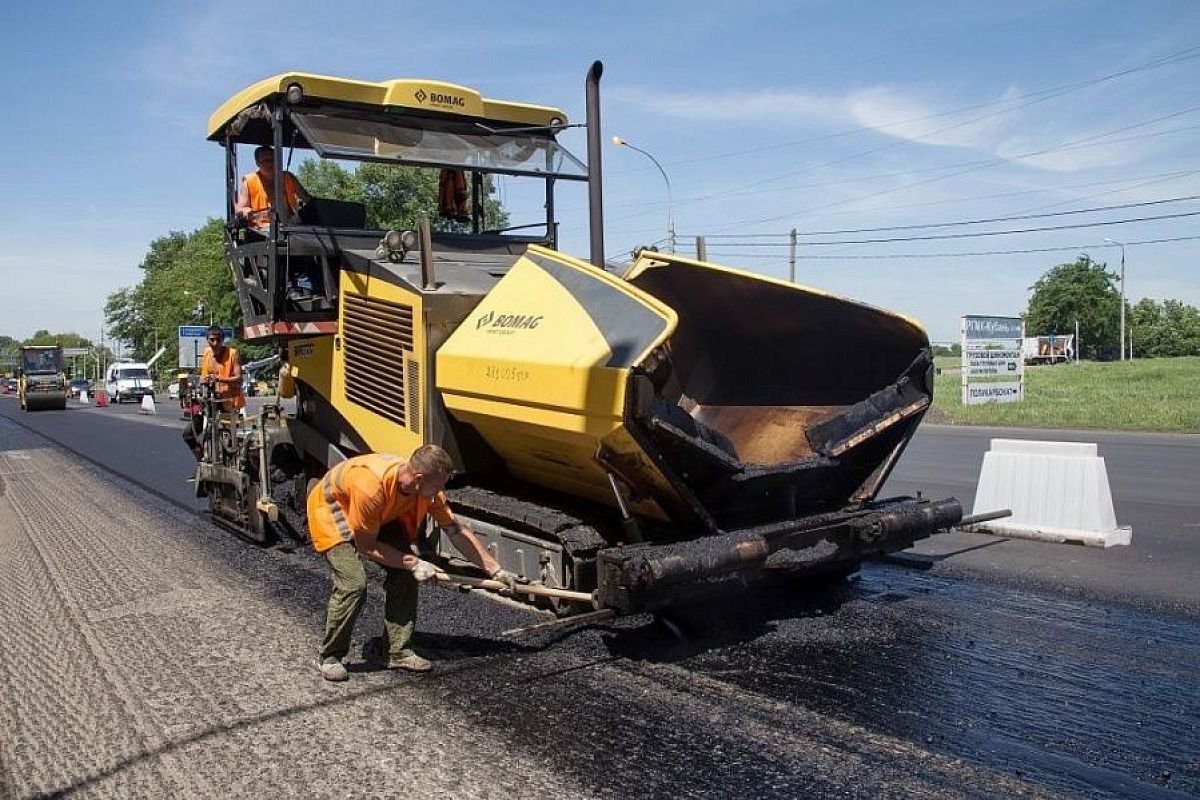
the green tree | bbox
[931,342,961,357]
[107,161,512,376]
[296,161,508,232]
[24,331,93,348]
[1025,255,1121,360]
[105,219,264,372]
[1128,298,1200,357]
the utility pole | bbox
[1075,319,1080,363]
[1104,238,1126,361]
[788,228,797,283]
[695,235,706,261]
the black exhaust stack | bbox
[585,61,605,269]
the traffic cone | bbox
[139,394,157,415]
[95,389,108,407]
[79,389,89,404]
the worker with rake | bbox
[308,444,518,681]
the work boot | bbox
[318,657,349,682]
[387,652,432,673]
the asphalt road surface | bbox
[886,425,1200,616]
[1,393,1196,798]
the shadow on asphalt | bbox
[350,633,527,672]
[878,537,1008,570]
[600,577,860,664]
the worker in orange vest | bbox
[307,445,518,681]
[199,325,245,413]
[235,145,311,231]
[438,168,469,222]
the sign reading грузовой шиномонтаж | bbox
[961,315,1024,405]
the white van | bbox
[105,361,155,404]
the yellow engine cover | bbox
[437,246,677,511]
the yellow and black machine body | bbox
[203,63,964,613]
[18,346,68,411]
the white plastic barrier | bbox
[78,390,89,404]
[967,438,1131,547]
[139,394,157,415]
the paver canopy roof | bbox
[208,72,569,141]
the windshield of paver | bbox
[291,112,587,179]
[21,349,61,374]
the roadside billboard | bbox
[961,315,1024,405]
[178,325,235,369]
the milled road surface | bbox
[0,397,1197,797]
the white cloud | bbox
[842,85,1011,151]
[998,139,1143,173]
[610,80,1179,175]
[607,86,841,125]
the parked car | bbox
[68,378,93,398]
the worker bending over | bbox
[307,445,517,681]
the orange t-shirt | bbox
[243,171,300,229]
[306,453,455,553]
[200,345,245,410]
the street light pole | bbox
[1104,238,1126,361]
[611,136,675,253]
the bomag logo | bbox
[414,88,465,108]
[475,310,543,331]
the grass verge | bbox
[930,356,1199,433]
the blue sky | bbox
[2,0,1197,344]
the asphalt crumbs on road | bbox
[0,401,1197,797]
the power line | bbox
[700,209,1200,247]
[705,110,1200,207]
[993,168,1200,218]
[612,169,1200,241]
[602,46,1200,213]
[692,194,1200,239]
[638,44,1200,171]
[597,119,1200,229]
[699,234,1200,261]
[702,108,1200,234]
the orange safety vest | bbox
[306,453,455,553]
[244,171,300,228]
[438,169,469,221]
[200,346,245,410]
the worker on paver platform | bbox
[307,445,518,681]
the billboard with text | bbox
[961,315,1024,405]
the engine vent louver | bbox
[407,359,421,433]
[343,293,417,431]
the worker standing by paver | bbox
[307,445,517,681]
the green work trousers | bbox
[318,542,419,662]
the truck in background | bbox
[1023,335,1074,365]
[105,360,156,404]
